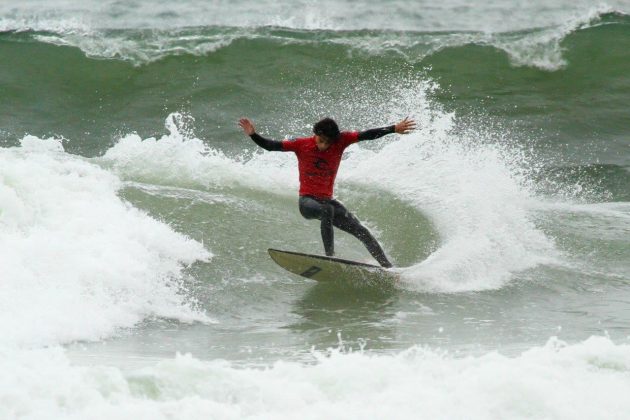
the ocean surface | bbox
[1,1,630,418]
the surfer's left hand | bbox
[395,117,416,134]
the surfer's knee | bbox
[341,215,368,236]
[320,201,334,220]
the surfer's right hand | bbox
[394,117,416,134]
[239,118,256,136]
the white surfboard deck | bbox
[268,248,398,286]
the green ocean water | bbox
[1,12,629,168]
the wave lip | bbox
[337,80,559,291]
[1,8,628,68]
[0,136,212,348]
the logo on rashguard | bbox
[313,158,329,170]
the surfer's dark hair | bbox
[313,117,341,143]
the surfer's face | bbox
[315,135,332,151]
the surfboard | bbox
[268,248,398,286]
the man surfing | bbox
[239,116,416,268]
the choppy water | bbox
[1,1,630,419]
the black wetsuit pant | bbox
[298,196,392,268]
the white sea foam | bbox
[0,136,212,348]
[101,113,299,195]
[2,336,630,420]
[1,0,626,32]
[340,83,559,290]
[1,2,626,67]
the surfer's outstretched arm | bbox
[358,117,416,141]
[239,118,283,151]
[249,133,283,151]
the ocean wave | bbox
[0,136,213,348]
[2,336,630,419]
[99,73,559,292]
[1,9,628,69]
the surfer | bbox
[239,116,416,268]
